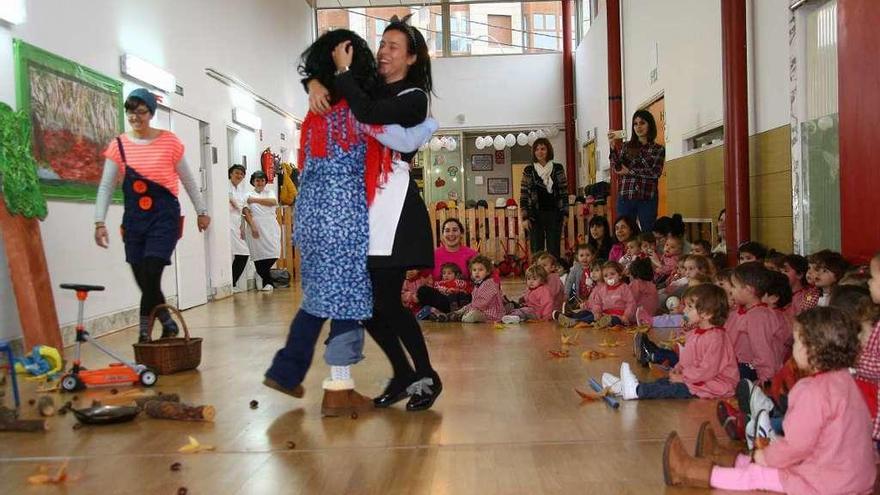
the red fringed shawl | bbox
[298,99,393,205]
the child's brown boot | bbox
[694,421,742,467]
[321,379,374,417]
[663,431,713,487]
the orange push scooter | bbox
[58,284,157,392]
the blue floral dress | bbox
[295,105,372,320]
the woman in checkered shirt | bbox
[608,109,665,233]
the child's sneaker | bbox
[501,315,521,324]
[416,306,433,320]
[434,313,450,323]
[619,362,640,400]
[601,372,623,395]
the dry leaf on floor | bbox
[493,323,505,330]
[625,325,651,335]
[598,337,622,348]
[36,381,60,393]
[27,460,74,485]
[178,435,215,454]
[574,388,603,403]
[547,349,570,359]
[581,349,618,361]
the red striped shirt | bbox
[103,131,185,196]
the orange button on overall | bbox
[138,196,153,210]
[132,180,147,194]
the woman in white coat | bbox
[244,170,281,291]
[229,164,251,289]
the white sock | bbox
[330,365,351,382]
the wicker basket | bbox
[133,304,202,375]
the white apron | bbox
[245,188,281,261]
[229,181,250,256]
[368,87,428,256]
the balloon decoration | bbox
[527,131,537,146]
[474,136,485,149]
[446,137,457,151]
[517,133,528,146]
[504,134,516,147]
[536,129,546,139]
[493,135,506,151]
[429,137,443,151]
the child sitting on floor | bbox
[691,239,712,257]
[662,306,876,493]
[607,284,738,401]
[652,236,684,285]
[628,257,658,322]
[401,269,431,313]
[438,255,504,323]
[560,260,603,317]
[554,261,635,327]
[502,265,555,323]
[781,254,817,316]
[537,253,566,309]
[618,238,644,274]
[726,262,784,383]
[562,244,598,310]
[808,249,849,307]
[418,262,472,319]
[737,241,768,264]
[762,270,794,363]
[856,252,880,448]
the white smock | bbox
[244,188,281,261]
[229,180,250,256]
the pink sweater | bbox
[628,279,658,317]
[770,308,794,363]
[762,369,875,495]
[609,242,625,262]
[725,303,783,382]
[521,284,555,321]
[674,327,739,398]
[588,282,636,324]
[432,245,477,281]
[401,275,431,312]
[546,272,565,309]
[464,278,505,321]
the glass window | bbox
[533,13,544,30]
[545,14,555,30]
[799,0,840,252]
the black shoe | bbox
[374,378,412,408]
[405,375,443,411]
[634,333,650,367]
[735,379,753,417]
[160,323,179,339]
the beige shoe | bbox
[662,431,713,487]
[321,379,374,417]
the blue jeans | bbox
[568,311,623,327]
[265,309,363,389]
[616,196,659,233]
[651,348,680,367]
[636,378,694,399]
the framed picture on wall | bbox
[13,39,124,201]
[494,150,505,164]
[471,154,493,171]
[487,177,509,195]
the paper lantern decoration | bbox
[536,129,546,139]
[446,137,457,151]
[527,131,538,146]
[429,137,443,151]
[493,135,506,151]
[545,127,559,137]
[475,137,485,149]
[484,136,494,146]
[517,133,528,146]
[504,134,516,147]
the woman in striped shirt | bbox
[94,88,210,343]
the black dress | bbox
[335,72,441,409]
[336,74,434,270]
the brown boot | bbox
[694,421,743,467]
[263,377,305,398]
[321,379,374,417]
[663,431,713,487]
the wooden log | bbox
[144,401,215,422]
[37,396,55,417]
[0,406,47,432]
[98,390,156,407]
[134,393,179,410]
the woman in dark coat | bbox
[519,138,568,260]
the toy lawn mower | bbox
[57,284,157,392]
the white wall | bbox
[431,53,565,129]
[574,0,791,168]
[574,0,610,181]
[0,0,314,340]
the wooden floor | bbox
[0,283,756,494]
